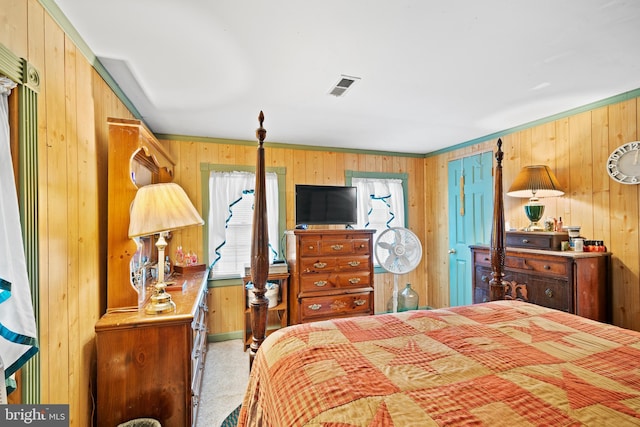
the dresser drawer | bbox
[300,271,371,292]
[506,231,569,251]
[300,257,339,273]
[506,272,570,313]
[474,251,492,267]
[336,255,370,270]
[299,236,371,257]
[319,239,358,255]
[505,256,568,276]
[300,291,372,321]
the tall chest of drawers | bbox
[470,245,610,322]
[286,229,375,324]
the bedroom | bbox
[1,0,640,426]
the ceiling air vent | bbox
[329,75,360,97]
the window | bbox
[204,167,285,279]
[347,171,408,263]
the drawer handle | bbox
[522,239,529,243]
[309,303,322,311]
[483,257,490,261]
[348,261,361,267]
[314,280,327,287]
[332,244,344,250]
[308,245,315,250]
[349,277,361,284]
[354,299,366,306]
[314,262,327,269]
[545,288,553,298]
[481,274,488,282]
[544,265,550,270]
[359,243,366,248]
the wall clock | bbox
[607,141,640,184]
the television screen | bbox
[295,184,357,225]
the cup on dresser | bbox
[573,238,584,252]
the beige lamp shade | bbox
[128,182,204,238]
[506,165,564,198]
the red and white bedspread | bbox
[238,300,640,426]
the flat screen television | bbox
[295,184,357,225]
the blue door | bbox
[448,152,493,306]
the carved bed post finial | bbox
[489,138,506,301]
[249,111,270,368]
[256,111,266,146]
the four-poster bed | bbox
[242,122,640,425]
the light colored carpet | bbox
[196,339,250,427]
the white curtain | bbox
[352,177,405,229]
[0,76,39,386]
[208,170,279,271]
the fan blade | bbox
[383,254,398,272]
[397,255,410,270]
[378,241,395,252]
[393,228,402,245]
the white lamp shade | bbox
[128,182,204,238]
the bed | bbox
[240,118,640,426]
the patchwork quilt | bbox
[238,300,640,426]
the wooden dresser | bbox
[286,229,375,324]
[470,245,610,322]
[95,270,209,427]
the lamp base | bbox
[145,286,176,314]
[525,222,544,232]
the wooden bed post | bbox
[490,138,506,301]
[249,111,270,368]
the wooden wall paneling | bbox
[305,150,322,183]
[64,35,81,416]
[568,112,594,236]
[554,117,570,223]
[209,285,244,335]
[608,100,640,330]
[75,52,100,425]
[173,140,202,260]
[0,0,28,57]
[591,106,611,244]
[323,151,338,184]
[44,12,70,404]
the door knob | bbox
[448,248,456,254]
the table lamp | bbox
[128,182,204,314]
[506,165,564,231]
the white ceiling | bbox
[52,0,640,154]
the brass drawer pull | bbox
[481,274,488,282]
[522,239,529,243]
[545,288,553,298]
[359,244,366,248]
[349,277,361,284]
[309,303,322,310]
[314,262,327,269]
[348,261,361,267]
[308,245,315,250]
[314,280,327,287]
[354,299,366,306]
[544,265,550,270]
[332,244,344,250]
